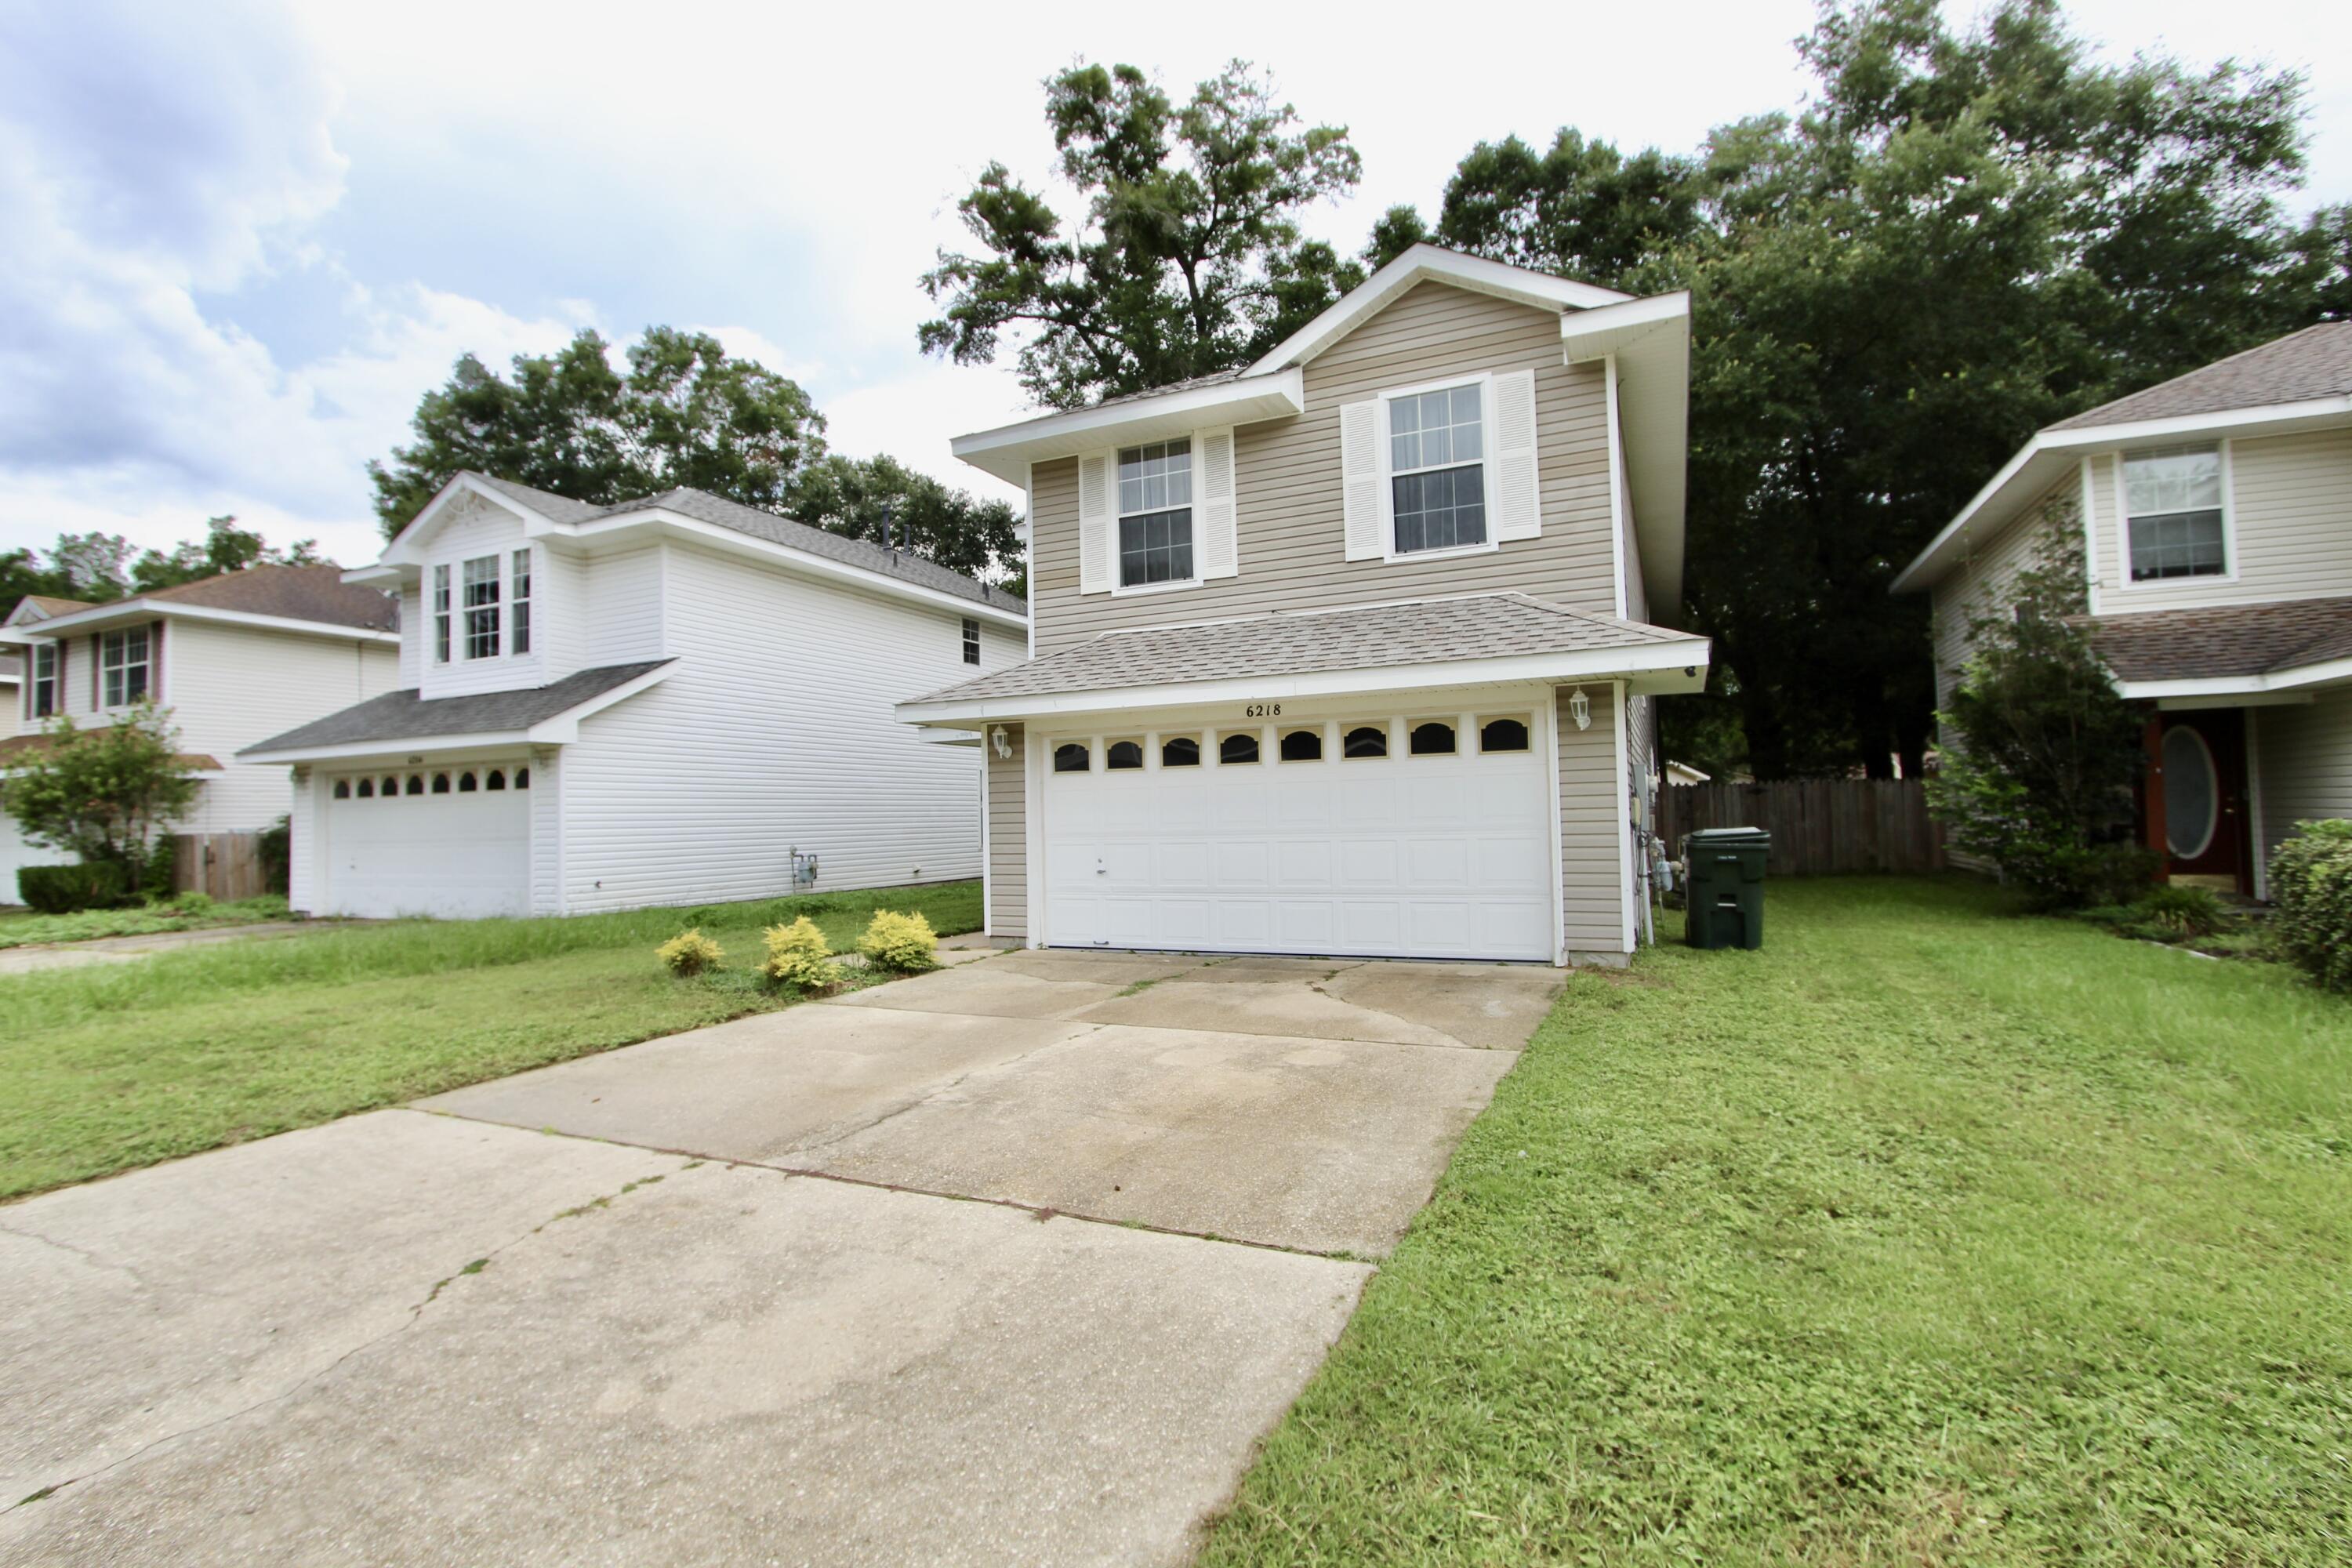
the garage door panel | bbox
[322,771,528,920]
[1042,720,1558,961]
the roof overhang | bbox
[2114,652,2352,706]
[1246,244,1633,374]
[239,662,675,764]
[896,634,1711,728]
[950,369,1307,488]
[1893,395,2352,594]
[0,599,398,645]
[353,478,1024,630]
[1563,292,1690,619]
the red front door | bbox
[2158,710,2251,893]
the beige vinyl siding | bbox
[2098,429,2352,612]
[1559,682,1627,954]
[2254,688,2352,870]
[1030,280,1617,656]
[1929,472,2077,709]
[987,723,1026,939]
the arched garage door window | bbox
[2161,726,2218,859]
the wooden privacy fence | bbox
[1659,779,1947,877]
[169,831,269,902]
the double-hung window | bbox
[2125,446,2227,582]
[1389,383,1486,555]
[432,564,452,664]
[960,616,980,665]
[510,549,532,655]
[461,555,500,659]
[1116,438,1193,588]
[101,626,150,706]
[29,642,56,717]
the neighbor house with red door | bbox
[1893,321,2352,898]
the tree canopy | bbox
[789,454,1024,587]
[2,518,323,613]
[920,61,1365,409]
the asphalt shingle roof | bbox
[462,474,1025,615]
[906,593,1695,706]
[140,563,397,630]
[2080,597,2352,683]
[241,660,672,756]
[2050,323,2352,431]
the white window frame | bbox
[100,626,151,708]
[432,564,452,664]
[460,554,501,660]
[29,641,56,718]
[1109,437,1203,597]
[1378,372,1500,564]
[510,548,532,655]
[961,615,981,665]
[2114,440,2236,593]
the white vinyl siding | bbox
[2254,686,2352,870]
[417,494,547,699]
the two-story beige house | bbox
[898,245,1709,965]
[1893,321,2352,898]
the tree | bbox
[43,532,135,601]
[129,516,321,594]
[368,327,827,536]
[1925,514,2148,906]
[786,455,1023,585]
[1,704,201,892]
[920,61,1363,409]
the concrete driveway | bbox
[1,948,1559,1566]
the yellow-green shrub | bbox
[858,909,938,973]
[655,929,724,977]
[761,916,840,991]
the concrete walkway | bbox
[0,948,1561,1565]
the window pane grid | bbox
[1117,439,1194,587]
[510,549,532,654]
[2125,447,2226,582]
[1390,383,1486,556]
[462,555,500,659]
[1393,466,1487,554]
[1389,385,1483,476]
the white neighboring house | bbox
[0,571,401,900]
[241,474,1028,920]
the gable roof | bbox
[2081,597,2352,688]
[3,594,97,627]
[1,566,395,641]
[375,474,1024,619]
[2051,323,2352,432]
[241,660,673,760]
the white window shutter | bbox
[1341,398,1385,561]
[1492,368,1541,541]
[1078,452,1113,594]
[1198,426,1237,579]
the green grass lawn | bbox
[1203,877,2350,1566]
[0,880,978,1200]
[0,895,296,949]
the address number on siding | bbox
[1243,702,1283,718]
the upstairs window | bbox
[2125,446,2227,582]
[1117,438,1193,587]
[462,556,500,659]
[29,642,56,718]
[961,616,980,665]
[432,564,452,664]
[1389,383,1486,555]
[510,549,532,654]
[101,626,151,706]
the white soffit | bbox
[950,370,1305,486]
[1563,293,1691,617]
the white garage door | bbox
[1042,713,1554,961]
[321,764,530,919]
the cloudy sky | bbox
[3,0,2347,569]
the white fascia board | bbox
[376,473,552,568]
[949,370,1305,488]
[1246,245,1632,376]
[240,728,536,765]
[0,601,399,645]
[2119,653,2352,703]
[1894,396,2352,594]
[897,637,1711,726]
[521,661,677,742]
[1568,296,1692,619]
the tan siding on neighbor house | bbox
[1029,280,1618,656]
[1929,471,2078,708]
[2254,688,2352,870]
[1559,682,1626,954]
[2099,428,2352,612]
[988,724,1026,939]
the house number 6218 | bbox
[1243,702,1282,718]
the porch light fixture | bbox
[989,725,1013,760]
[1569,687,1592,731]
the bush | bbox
[2269,819,2352,992]
[257,815,292,897]
[760,916,840,991]
[655,929,724,977]
[858,909,938,973]
[17,862,132,915]
[2134,884,2234,940]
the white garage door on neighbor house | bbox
[1040,710,1555,961]
[319,764,531,918]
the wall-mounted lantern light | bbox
[990,725,1013,760]
[1568,687,1592,731]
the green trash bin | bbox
[1682,826,1769,950]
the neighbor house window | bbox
[1389,383,1486,555]
[961,616,980,665]
[2125,446,2227,582]
[462,555,500,658]
[510,549,532,654]
[1116,438,1193,587]
[100,626,151,706]
[29,642,56,717]
[432,564,452,663]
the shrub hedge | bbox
[2269,819,2352,993]
[17,862,132,915]
[858,909,938,973]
